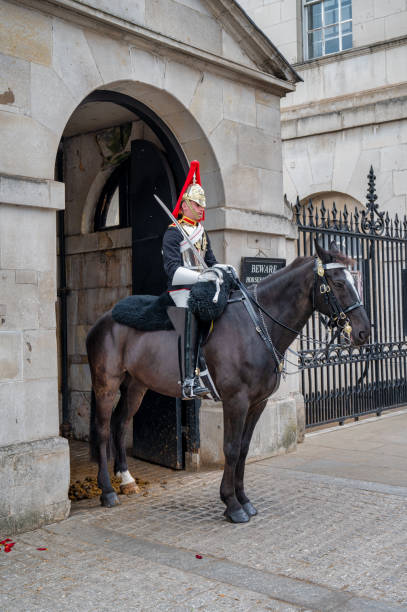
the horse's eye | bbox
[334,282,345,289]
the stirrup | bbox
[182,376,210,399]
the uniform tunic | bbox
[162,217,217,290]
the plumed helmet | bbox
[182,182,206,208]
[172,160,206,219]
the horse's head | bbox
[314,241,370,346]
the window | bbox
[304,0,352,60]
[94,158,130,231]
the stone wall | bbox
[281,41,407,212]
[240,0,299,64]
[0,177,70,534]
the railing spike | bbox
[307,198,315,227]
[385,211,390,237]
[331,201,338,230]
[320,199,327,230]
[362,165,384,235]
[395,213,400,238]
[294,195,301,225]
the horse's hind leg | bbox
[91,384,121,508]
[234,400,267,518]
[220,395,249,523]
[112,378,146,495]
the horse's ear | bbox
[329,241,340,254]
[314,240,332,263]
[329,240,355,266]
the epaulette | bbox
[168,223,176,227]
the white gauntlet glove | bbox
[172,267,201,286]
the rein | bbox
[232,257,364,374]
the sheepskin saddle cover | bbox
[188,268,237,322]
[112,292,173,331]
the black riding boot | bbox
[182,310,210,399]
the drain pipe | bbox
[56,143,71,438]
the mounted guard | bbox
[161,160,218,399]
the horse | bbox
[86,241,370,523]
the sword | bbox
[153,194,208,269]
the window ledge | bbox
[295,34,407,70]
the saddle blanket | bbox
[112,292,174,331]
[112,269,237,331]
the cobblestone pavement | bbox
[1,414,407,611]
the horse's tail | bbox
[89,389,98,462]
[89,388,115,462]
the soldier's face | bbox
[182,200,204,221]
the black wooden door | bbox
[130,140,183,469]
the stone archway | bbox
[57,82,223,471]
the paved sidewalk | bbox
[1,411,407,611]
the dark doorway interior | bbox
[130,139,184,469]
[59,92,201,470]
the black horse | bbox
[86,242,370,523]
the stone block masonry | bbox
[0,176,70,534]
[0,437,70,534]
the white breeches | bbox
[169,288,190,307]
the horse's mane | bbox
[256,247,354,289]
[256,255,311,288]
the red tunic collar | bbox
[181,216,199,226]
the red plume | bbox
[172,160,201,219]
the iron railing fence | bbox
[295,167,407,427]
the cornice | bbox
[205,206,297,239]
[282,82,407,121]
[203,0,302,84]
[15,0,297,96]
[281,85,407,141]
[0,174,65,210]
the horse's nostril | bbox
[359,330,369,341]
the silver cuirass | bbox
[180,223,207,271]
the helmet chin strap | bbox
[183,198,203,220]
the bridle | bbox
[312,258,363,343]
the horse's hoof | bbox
[100,492,120,507]
[224,508,250,523]
[242,501,258,517]
[120,482,140,495]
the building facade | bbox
[241,0,407,212]
[0,0,303,533]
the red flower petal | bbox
[195,554,203,559]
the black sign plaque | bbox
[241,257,286,285]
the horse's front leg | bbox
[235,400,267,517]
[220,394,249,523]
[112,379,146,495]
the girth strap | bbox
[235,280,281,369]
